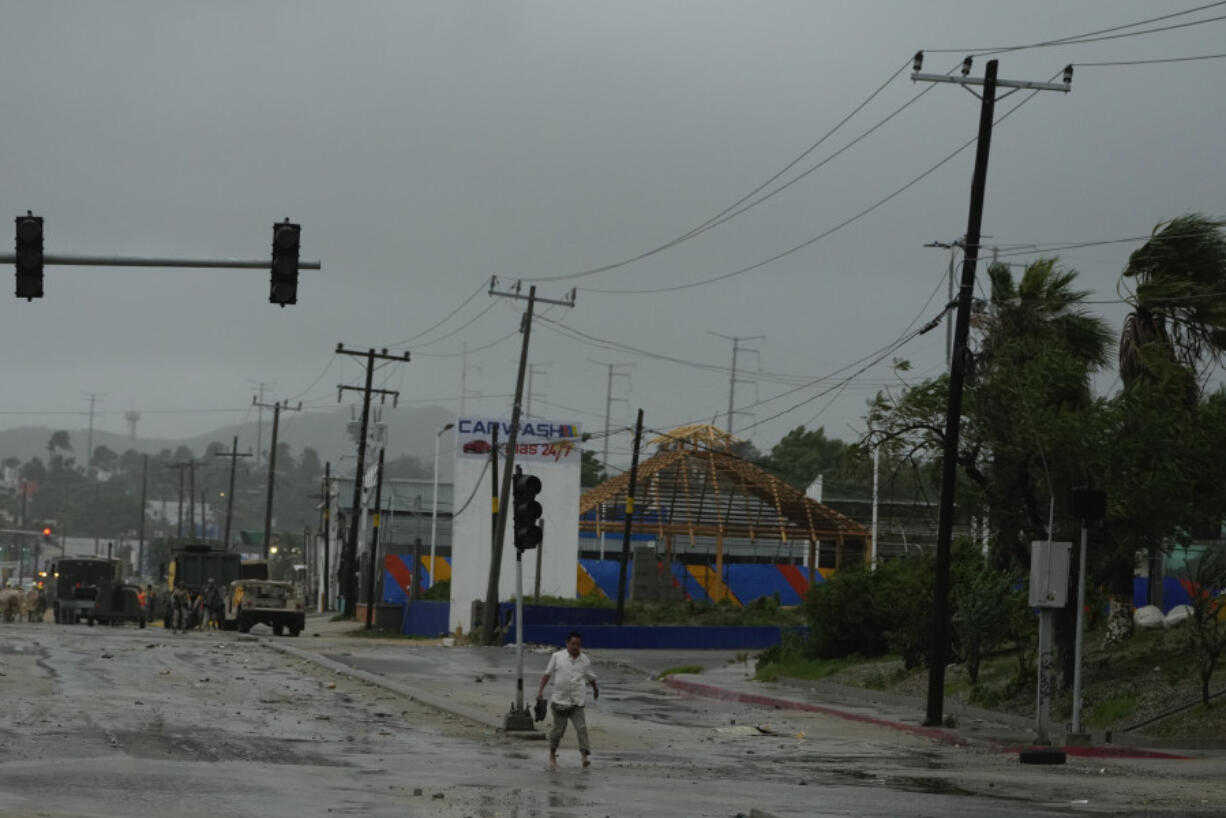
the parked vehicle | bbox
[161,544,243,628]
[225,579,305,636]
[91,582,147,628]
[50,557,120,624]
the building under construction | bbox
[578,425,869,604]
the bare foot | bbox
[549,756,558,771]
[582,753,591,768]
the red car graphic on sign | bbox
[463,439,492,454]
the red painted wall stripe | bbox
[384,554,414,592]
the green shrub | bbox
[422,580,450,601]
[805,567,891,659]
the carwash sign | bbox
[456,417,582,466]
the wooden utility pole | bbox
[253,397,302,561]
[214,435,252,552]
[910,53,1071,727]
[616,409,644,625]
[335,344,409,618]
[321,462,332,610]
[480,280,576,645]
[137,454,148,578]
[166,461,201,539]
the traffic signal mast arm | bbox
[6,215,318,304]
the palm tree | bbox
[982,257,1114,373]
[1119,214,1226,394]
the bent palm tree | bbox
[1119,214,1226,394]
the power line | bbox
[522,60,922,284]
[582,76,1050,296]
[518,59,913,285]
[379,280,488,348]
[923,1,1226,56]
[1076,51,1226,66]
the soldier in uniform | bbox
[199,578,223,631]
[171,583,191,633]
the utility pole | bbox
[335,344,410,617]
[322,462,331,610]
[83,392,104,476]
[253,397,302,561]
[166,461,199,539]
[137,454,147,579]
[911,53,1071,727]
[481,279,576,645]
[709,332,763,432]
[615,409,644,626]
[250,380,275,470]
[215,436,252,552]
[924,240,961,368]
[592,360,633,473]
[364,448,386,630]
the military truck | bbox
[91,581,147,628]
[50,557,120,624]
[161,544,243,628]
[225,579,305,636]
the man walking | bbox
[537,631,599,770]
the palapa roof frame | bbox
[579,425,867,554]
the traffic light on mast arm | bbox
[512,469,543,550]
[15,212,44,300]
[269,219,300,306]
[43,527,51,544]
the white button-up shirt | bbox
[544,648,597,707]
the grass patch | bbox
[1084,691,1138,728]
[755,656,855,683]
[861,664,913,691]
[657,665,703,678]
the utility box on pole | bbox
[1029,541,1071,607]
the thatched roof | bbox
[580,424,866,546]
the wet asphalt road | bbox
[0,622,1216,817]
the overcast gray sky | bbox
[3,1,1224,468]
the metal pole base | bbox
[504,706,535,732]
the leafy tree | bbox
[760,425,848,491]
[953,563,1015,683]
[867,260,1113,684]
[1184,548,1226,706]
[580,450,606,488]
[47,430,72,455]
[91,445,118,474]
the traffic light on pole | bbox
[512,469,543,550]
[43,527,51,544]
[269,219,300,306]
[15,212,44,300]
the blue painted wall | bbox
[505,624,806,650]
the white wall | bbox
[449,418,581,635]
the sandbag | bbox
[1163,604,1193,628]
[1133,604,1164,629]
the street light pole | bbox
[430,422,455,591]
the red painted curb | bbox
[1007,745,1190,760]
[662,677,1192,760]
[662,676,984,748]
